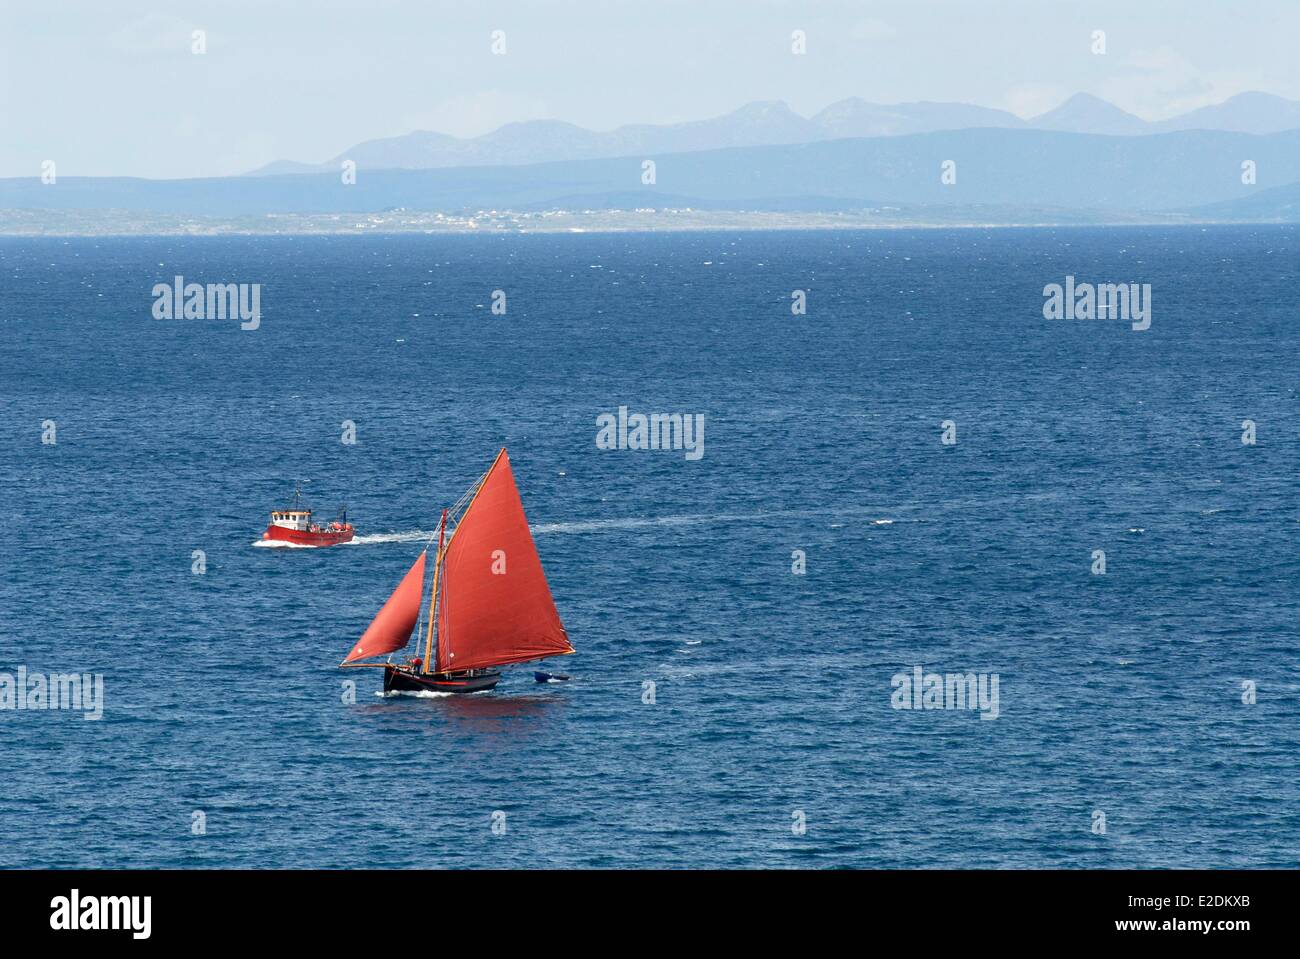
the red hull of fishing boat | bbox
[262,524,354,547]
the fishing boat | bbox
[262,485,354,547]
[339,448,573,694]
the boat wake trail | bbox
[376,689,455,699]
[346,530,433,546]
[252,539,316,549]
[343,508,906,544]
[530,515,728,535]
[530,507,903,535]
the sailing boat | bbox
[339,448,573,694]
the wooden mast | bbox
[421,509,448,674]
[417,457,497,675]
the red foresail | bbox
[343,551,427,663]
[436,450,572,673]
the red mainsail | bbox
[343,551,427,663]
[435,450,572,673]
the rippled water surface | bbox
[1,227,1297,867]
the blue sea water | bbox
[0,226,1297,868]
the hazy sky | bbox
[3,0,1297,179]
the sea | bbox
[0,226,1297,868]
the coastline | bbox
[0,207,1282,237]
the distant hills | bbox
[1028,94,1150,137]
[8,127,1300,224]
[5,91,1300,232]
[1183,179,1300,221]
[246,91,1300,176]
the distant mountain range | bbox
[7,92,1300,231]
[9,127,1300,225]
[246,92,1300,175]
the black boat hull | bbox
[384,666,500,694]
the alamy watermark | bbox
[1043,275,1151,331]
[1,667,104,720]
[152,275,261,330]
[891,665,1000,720]
[50,889,150,939]
[596,406,704,460]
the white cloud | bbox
[849,19,898,42]
[106,14,200,57]
[1000,83,1070,120]
[401,92,551,138]
[1097,46,1266,119]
